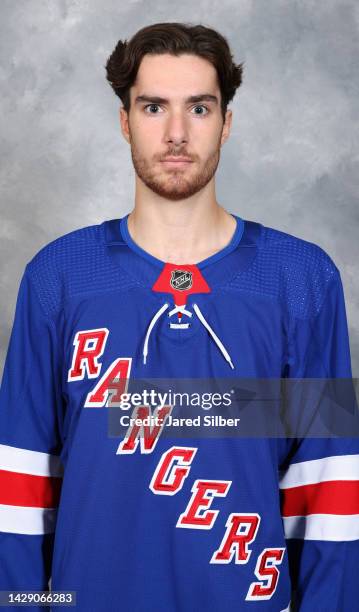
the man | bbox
[0,22,358,612]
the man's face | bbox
[120,53,232,201]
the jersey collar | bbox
[102,213,262,290]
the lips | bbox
[161,157,193,162]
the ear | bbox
[119,106,131,144]
[220,109,232,146]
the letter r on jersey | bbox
[68,328,109,381]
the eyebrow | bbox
[134,94,219,105]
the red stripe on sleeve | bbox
[281,480,359,516]
[0,469,62,508]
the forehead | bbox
[133,53,220,97]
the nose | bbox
[164,111,189,147]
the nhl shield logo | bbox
[170,269,193,291]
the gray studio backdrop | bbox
[1,0,358,376]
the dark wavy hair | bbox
[105,22,244,122]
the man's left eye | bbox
[191,105,209,115]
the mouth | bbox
[160,158,193,168]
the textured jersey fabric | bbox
[0,213,358,611]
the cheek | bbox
[192,121,222,148]
[130,115,156,139]
[196,135,221,159]
[130,125,156,155]
[135,121,163,152]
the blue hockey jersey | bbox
[0,213,358,611]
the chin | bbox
[151,185,204,201]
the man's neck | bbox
[126,202,237,265]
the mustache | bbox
[158,151,196,161]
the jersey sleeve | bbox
[279,268,359,610]
[0,264,64,605]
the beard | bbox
[128,133,222,201]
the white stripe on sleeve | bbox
[0,504,58,535]
[283,513,359,541]
[279,454,359,489]
[0,443,63,477]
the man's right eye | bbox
[144,104,163,114]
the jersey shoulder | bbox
[25,221,132,318]
[260,222,338,267]
[238,221,341,319]
[261,223,339,273]
[28,222,102,263]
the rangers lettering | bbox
[245,547,285,600]
[177,479,231,529]
[84,358,132,407]
[68,328,109,380]
[210,513,260,564]
[150,446,198,495]
[116,405,172,455]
